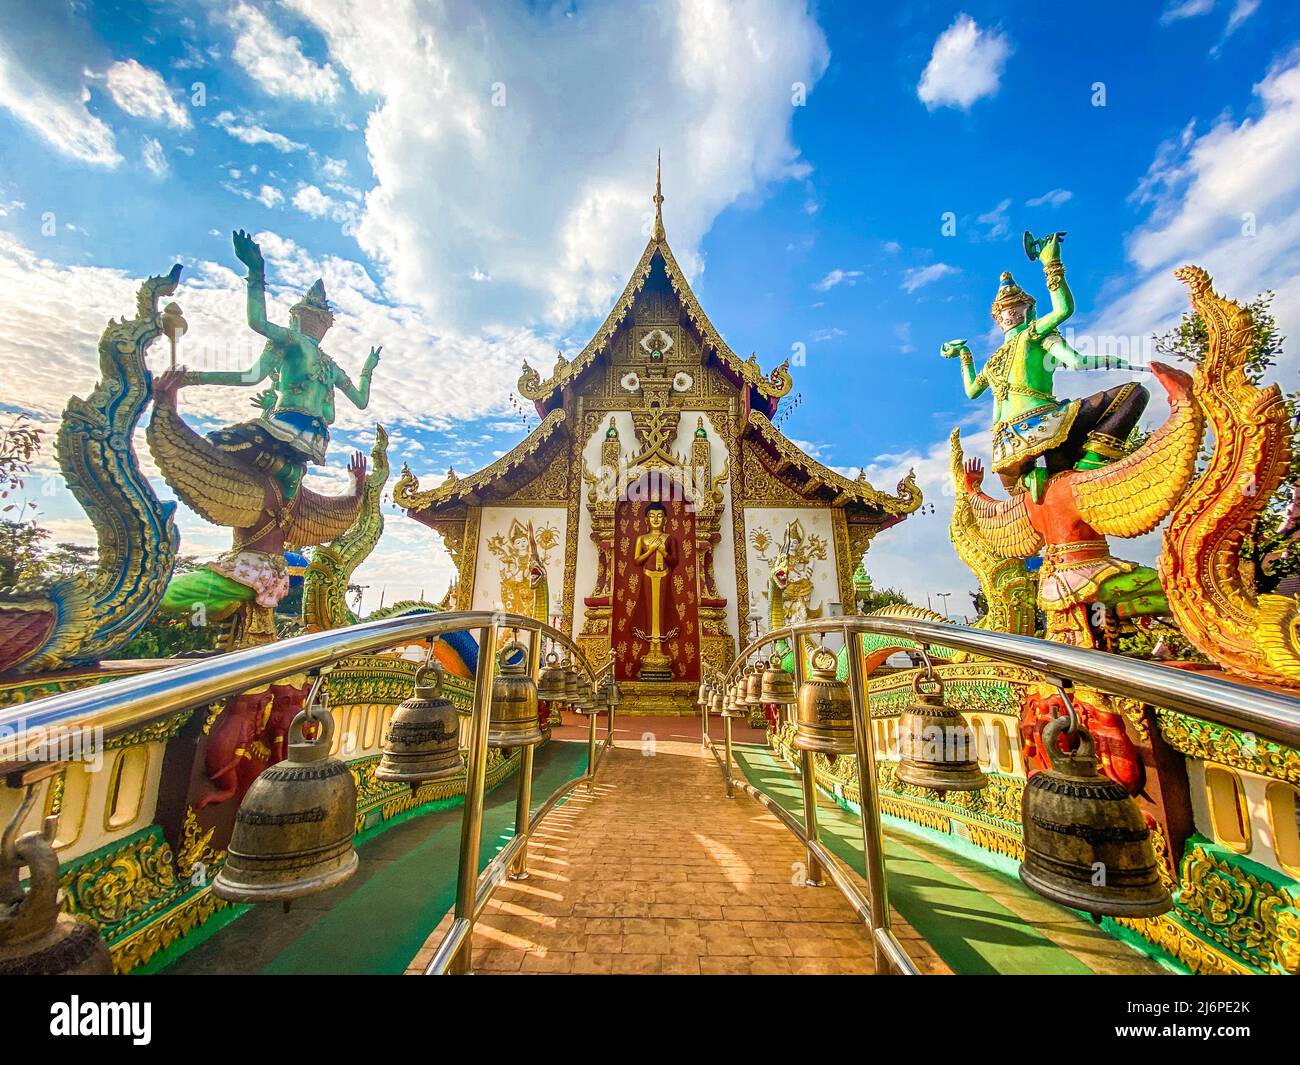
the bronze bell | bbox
[697,681,710,709]
[710,691,724,716]
[489,641,543,748]
[563,660,581,704]
[214,704,359,905]
[1,795,112,975]
[1020,716,1172,919]
[537,652,568,703]
[794,645,856,755]
[376,663,461,792]
[760,653,797,706]
[744,665,764,707]
[605,680,621,708]
[895,675,987,795]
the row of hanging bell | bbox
[1019,715,1172,918]
[214,696,359,907]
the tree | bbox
[1154,290,1299,593]
[855,573,915,614]
[0,413,41,503]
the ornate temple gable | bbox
[516,164,793,416]
[741,410,922,523]
[394,409,569,518]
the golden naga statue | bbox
[1159,266,1300,685]
[948,428,1038,638]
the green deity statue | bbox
[178,229,381,498]
[942,232,1149,502]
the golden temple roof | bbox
[744,410,922,515]
[517,167,792,407]
[394,409,568,512]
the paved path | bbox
[408,717,948,975]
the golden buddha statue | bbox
[631,501,679,680]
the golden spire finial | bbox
[652,149,665,242]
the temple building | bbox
[396,166,921,711]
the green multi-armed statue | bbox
[941,232,1148,502]
[148,230,385,646]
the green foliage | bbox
[1154,291,1299,593]
[1115,620,1211,664]
[854,573,915,614]
[0,412,41,503]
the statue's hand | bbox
[349,451,368,486]
[233,229,264,273]
[364,346,381,372]
[251,388,277,412]
[963,458,984,494]
[1038,232,1063,265]
[154,367,188,405]
[940,339,971,360]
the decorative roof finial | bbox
[652,149,665,243]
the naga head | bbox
[991,272,1035,334]
[291,279,334,341]
[770,520,805,591]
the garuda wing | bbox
[967,489,1044,559]
[284,483,364,549]
[146,400,265,529]
[1070,364,1204,538]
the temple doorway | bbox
[611,482,699,683]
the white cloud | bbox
[1160,0,1215,24]
[214,111,307,153]
[141,136,168,177]
[813,268,862,291]
[224,2,342,104]
[284,0,830,328]
[1026,188,1072,208]
[976,197,1012,239]
[292,183,358,226]
[0,49,119,166]
[917,14,1012,111]
[902,262,958,293]
[1225,0,1261,34]
[104,59,190,128]
[222,182,286,208]
[1089,49,1300,384]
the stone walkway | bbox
[407,717,948,975]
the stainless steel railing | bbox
[703,616,1300,977]
[0,610,616,976]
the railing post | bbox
[798,748,824,886]
[607,675,617,750]
[585,710,598,791]
[508,631,542,881]
[791,633,806,729]
[722,713,735,799]
[844,629,890,973]
[449,623,498,975]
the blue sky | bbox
[1,0,1298,615]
